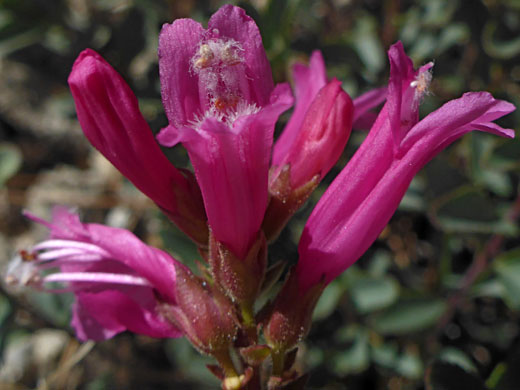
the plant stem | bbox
[214,348,238,379]
[241,302,258,344]
[271,349,285,378]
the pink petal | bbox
[72,291,181,341]
[274,79,354,188]
[158,18,204,127]
[401,92,516,152]
[40,208,179,303]
[272,51,328,166]
[208,5,274,106]
[352,86,387,128]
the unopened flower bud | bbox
[163,265,238,355]
[68,49,209,247]
[271,79,353,190]
[263,270,324,354]
[262,166,320,242]
[209,231,267,308]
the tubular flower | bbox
[68,50,208,245]
[6,207,183,341]
[295,41,516,292]
[157,5,293,260]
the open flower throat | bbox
[189,36,260,129]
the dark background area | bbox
[0,0,519,389]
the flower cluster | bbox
[5,5,515,389]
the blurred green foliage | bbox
[0,0,519,389]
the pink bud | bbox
[209,231,267,306]
[68,49,208,245]
[263,80,353,241]
[271,79,354,189]
[165,265,238,355]
[262,270,323,353]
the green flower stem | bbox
[213,348,238,379]
[271,348,286,378]
[241,302,258,343]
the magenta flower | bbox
[295,41,516,292]
[6,207,182,341]
[157,5,293,259]
[68,50,208,245]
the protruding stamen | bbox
[43,272,151,287]
[410,63,433,105]
[191,39,243,71]
[193,44,214,69]
[33,240,111,257]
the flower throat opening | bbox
[189,36,259,128]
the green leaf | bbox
[395,351,423,379]
[478,169,513,197]
[372,342,423,379]
[483,21,520,59]
[372,343,398,368]
[159,215,200,265]
[371,299,446,335]
[409,33,437,62]
[312,281,344,321]
[0,143,22,187]
[399,176,426,212]
[493,247,520,310]
[29,291,73,328]
[331,327,370,375]
[351,13,385,76]
[437,348,477,373]
[433,187,516,235]
[0,293,12,326]
[491,346,520,390]
[436,23,469,53]
[164,338,217,387]
[350,276,399,314]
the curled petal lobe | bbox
[352,86,387,128]
[73,290,178,341]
